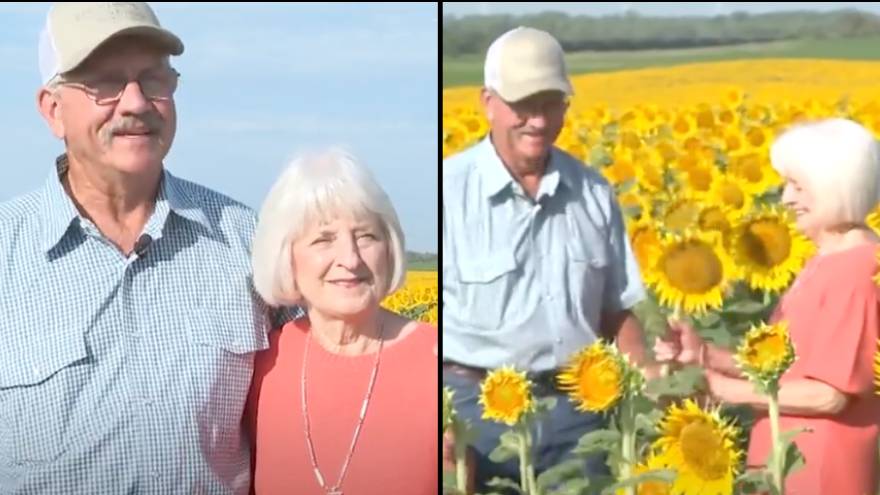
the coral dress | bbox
[747,244,880,495]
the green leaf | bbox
[443,470,458,490]
[599,469,676,495]
[629,395,657,416]
[484,477,524,494]
[537,458,589,489]
[644,366,705,397]
[488,430,521,464]
[572,429,621,456]
[535,396,558,413]
[781,434,808,478]
[723,298,767,315]
[547,477,592,495]
[735,469,772,494]
[635,409,664,436]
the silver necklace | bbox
[301,317,386,495]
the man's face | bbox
[47,37,177,177]
[482,89,568,165]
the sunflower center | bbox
[679,421,730,480]
[487,381,526,414]
[687,167,713,192]
[662,241,723,293]
[578,359,622,409]
[747,127,766,147]
[699,207,730,232]
[719,181,745,209]
[746,333,787,371]
[740,220,792,268]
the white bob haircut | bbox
[252,148,407,307]
[770,117,880,227]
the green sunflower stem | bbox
[524,426,539,495]
[767,388,784,494]
[454,425,468,495]
[619,397,637,495]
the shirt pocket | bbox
[567,239,609,318]
[0,325,91,466]
[456,248,519,330]
[185,296,269,464]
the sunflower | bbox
[636,149,667,193]
[866,202,880,236]
[644,231,732,315]
[698,204,733,236]
[723,87,745,108]
[743,125,770,152]
[726,151,782,195]
[479,366,534,426]
[660,195,705,234]
[707,174,753,220]
[629,217,664,270]
[604,146,638,186]
[626,454,673,495]
[735,321,795,391]
[729,207,814,294]
[684,162,716,197]
[652,400,742,495]
[874,339,880,395]
[620,189,652,218]
[557,341,628,413]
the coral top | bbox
[246,318,438,494]
[747,244,880,495]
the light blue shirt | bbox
[0,156,301,494]
[442,137,646,372]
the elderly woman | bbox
[246,149,438,494]
[655,118,880,494]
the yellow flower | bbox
[866,202,880,237]
[729,207,814,294]
[652,399,742,495]
[557,341,625,413]
[726,151,781,195]
[479,366,534,426]
[874,338,880,395]
[698,204,733,236]
[625,454,673,495]
[645,231,732,315]
[707,174,753,220]
[660,195,705,234]
[629,217,663,270]
[735,321,795,389]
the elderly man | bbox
[442,26,658,491]
[0,3,298,493]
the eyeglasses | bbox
[57,68,180,105]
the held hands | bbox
[652,318,706,367]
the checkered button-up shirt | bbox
[0,157,301,494]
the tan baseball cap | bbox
[38,2,184,85]
[484,26,573,103]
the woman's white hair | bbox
[770,117,880,226]
[252,147,407,307]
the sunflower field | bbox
[443,59,880,495]
[381,270,438,324]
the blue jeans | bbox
[444,369,610,493]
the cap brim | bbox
[60,25,184,74]
[496,79,573,103]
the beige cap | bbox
[39,2,184,84]
[484,26,573,103]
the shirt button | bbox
[151,470,160,479]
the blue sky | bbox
[444,2,880,17]
[0,2,438,253]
